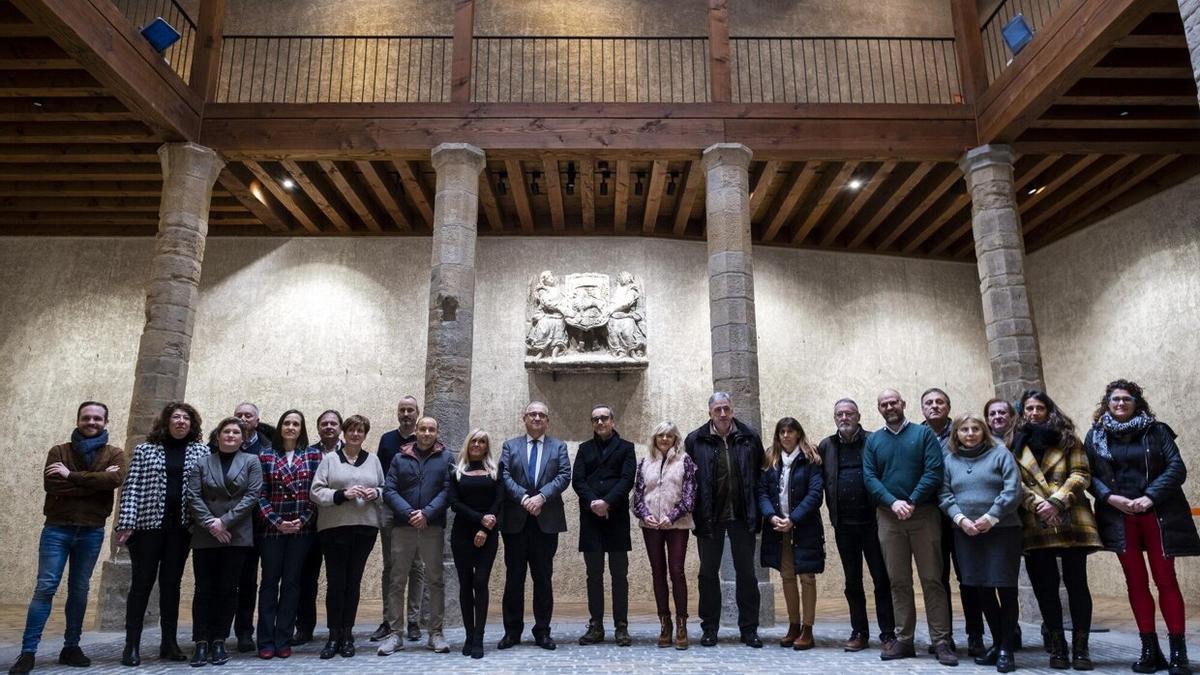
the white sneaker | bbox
[427,631,450,653]
[377,632,404,655]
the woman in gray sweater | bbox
[939,413,1022,673]
[310,414,385,659]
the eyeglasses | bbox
[591,414,612,423]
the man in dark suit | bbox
[572,404,637,647]
[498,401,571,650]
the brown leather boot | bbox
[793,624,815,651]
[780,623,803,648]
[656,616,672,648]
[674,616,689,650]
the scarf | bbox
[957,442,987,459]
[1089,411,1154,460]
[70,428,109,467]
[1023,423,1062,452]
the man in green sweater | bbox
[863,389,956,666]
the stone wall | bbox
[1026,174,1200,601]
[0,235,990,617]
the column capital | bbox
[959,143,1015,176]
[702,143,753,172]
[157,142,224,185]
[432,142,485,173]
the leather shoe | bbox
[996,649,1016,673]
[968,634,987,658]
[58,646,90,668]
[189,642,209,667]
[236,635,255,653]
[256,647,274,660]
[209,641,228,666]
[881,639,916,661]
[845,632,869,652]
[535,635,557,651]
[9,652,34,674]
[976,645,1001,666]
[741,633,763,648]
[121,643,141,667]
[275,646,291,659]
[700,630,718,647]
[496,634,519,650]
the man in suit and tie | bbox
[498,401,571,651]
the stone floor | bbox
[2,600,1196,674]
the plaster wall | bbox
[1026,175,1200,602]
[0,235,990,620]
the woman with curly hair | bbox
[115,402,210,667]
[1011,390,1101,670]
[1085,380,1199,675]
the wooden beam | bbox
[672,160,702,236]
[876,166,961,250]
[578,158,595,232]
[0,162,158,180]
[748,159,780,223]
[281,159,352,233]
[1115,34,1187,49]
[0,3,41,38]
[218,164,291,233]
[1058,78,1198,105]
[1014,153,1062,193]
[928,211,976,256]
[1089,48,1192,79]
[394,160,434,227]
[950,0,987,106]
[450,0,475,103]
[707,0,732,103]
[762,162,818,243]
[0,120,156,142]
[0,96,137,121]
[188,0,226,102]
[792,161,857,245]
[1020,154,1138,234]
[977,0,1161,144]
[1031,106,1200,129]
[820,161,895,246]
[10,0,201,139]
[320,160,384,232]
[1018,154,1102,218]
[243,160,321,234]
[1035,154,1179,243]
[541,156,565,231]
[0,142,159,162]
[848,161,936,248]
[901,192,970,253]
[477,168,503,232]
[642,159,668,234]
[0,37,74,68]
[355,160,411,231]
[0,69,105,96]
[505,159,534,233]
[613,159,630,232]
[0,180,162,196]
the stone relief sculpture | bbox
[525,271,648,373]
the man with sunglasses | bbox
[572,404,637,647]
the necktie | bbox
[529,439,540,485]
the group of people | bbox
[9,379,1197,675]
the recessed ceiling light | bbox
[848,179,863,190]
[32,100,43,108]
[281,178,296,190]
[1027,185,1045,196]
[1118,110,1130,117]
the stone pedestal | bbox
[97,142,224,630]
[1180,0,1200,105]
[702,143,774,627]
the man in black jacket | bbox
[572,404,637,647]
[817,398,896,654]
[685,392,764,648]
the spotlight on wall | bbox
[496,171,508,196]
[140,17,181,54]
[1001,14,1034,57]
[281,177,296,190]
[634,171,645,197]
[666,171,679,196]
[531,171,542,195]
[565,162,577,196]
[848,178,863,190]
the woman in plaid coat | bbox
[254,409,322,659]
[1010,390,1101,671]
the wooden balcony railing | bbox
[980,0,1064,83]
[112,0,197,82]
[731,37,962,104]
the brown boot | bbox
[657,616,672,648]
[780,623,803,648]
[674,616,689,650]
[793,625,815,651]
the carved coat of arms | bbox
[525,270,648,372]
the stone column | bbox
[960,143,1046,625]
[702,142,774,627]
[1180,0,1200,105]
[97,142,225,630]
[426,142,485,629]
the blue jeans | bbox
[21,525,105,653]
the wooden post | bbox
[188,0,227,102]
[707,0,731,102]
[450,0,475,103]
[951,0,988,105]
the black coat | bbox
[1086,421,1200,557]
[816,427,872,528]
[685,418,764,537]
[757,456,825,574]
[571,431,636,552]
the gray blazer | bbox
[187,451,263,549]
[499,435,571,534]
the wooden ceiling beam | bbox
[792,161,857,245]
[0,120,155,143]
[820,161,895,246]
[1033,154,1180,244]
[243,160,322,234]
[320,160,384,233]
[578,158,595,232]
[0,96,136,121]
[0,36,74,68]
[1018,154,1102,216]
[901,192,971,253]
[1014,154,1063,193]
[928,210,975,256]
[0,69,105,96]
[672,160,702,237]
[761,162,818,243]
[0,162,158,180]
[613,159,630,233]
[355,160,412,232]
[642,159,668,234]
[1020,154,1139,235]
[0,180,162,196]
[504,159,534,234]
[217,164,291,233]
[0,142,158,162]
[394,160,434,227]
[748,159,781,223]
[847,161,935,249]
[876,167,961,250]
[280,159,352,233]
[477,168,503,233]
[1058,78,1197,105]
[541,156,565,231]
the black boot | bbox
[1072,630,1093,671]
[209,641,228,666]
[122,629,142,667]
[996,649,1016,673]
[1048,630,1070,669]
[1168,634,1191,675]
[1134,632,1169,674]
[340,627,356,657]
[160,636,187,662]
[189,642,209,667]
[471,628,485,659]
[320,628,341,660]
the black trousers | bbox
[320,526,376,633]
[296,532,324,635]
[191,547,250,642]
[940,514,985,639]
[583,550,629,625]
[501,519,558,638]
[451,528,499,639]
[697,519,761,635]
[834,520,896,640]
[234,540,259,639]
[976,585,1019,651]
[125,528,191,639]
[1024,547,1092,633]
[257,533,312,649]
